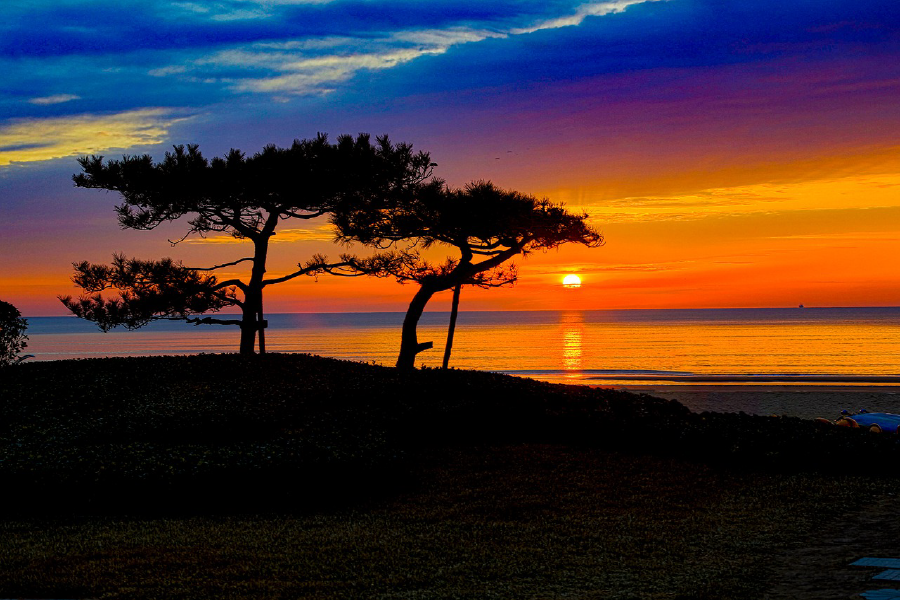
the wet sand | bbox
[614,385,900,421]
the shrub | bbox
[0,299,29,366]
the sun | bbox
[562,274,582,288]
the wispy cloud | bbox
[512,0,664,34]
[201,28,506,95]
[533,260,694,275]
[577,190,784,221]
[599,195,782,210]
[0,108,186,166]
[769,231,900,241]
[28,94,81,105]
[148,65,189,77]
[158,1,662,96]
[575,169,900,224]
[170,0,335,21]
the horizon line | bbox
[25,305,900,318]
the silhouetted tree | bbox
[60,134,435,354]
[0,300,29,366]
[332,181,604,370]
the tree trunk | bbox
[239,304,257,355]
[237,235,270,355]
[442,283,461,369]
[257,297,266,355]
[239,285,262,355]
[396,284,437,370]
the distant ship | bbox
[799,304,804,308]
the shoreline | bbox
[588,375,900,383]
[608,383,900,420]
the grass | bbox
[1,353,899,598]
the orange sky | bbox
[2,1,899,316]
[6,142,899,316]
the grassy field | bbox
[1,354,899,599]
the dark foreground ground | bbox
[2,354,899,599]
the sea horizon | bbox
[23,304,900,320]
[19,306,900,386]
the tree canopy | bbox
[332,180,604,369]
[61,134,435,354]
[62,254,239,332]
[0,300,29,367]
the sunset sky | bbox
[2,0,899,316]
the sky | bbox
[1,0,899,316]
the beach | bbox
[618,384,900,421]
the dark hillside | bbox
[2,354,897,514]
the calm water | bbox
[21,307,900,385]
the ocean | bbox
[20,307,900,386]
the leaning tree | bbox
[60,134,435,354]
[331,180,604,370]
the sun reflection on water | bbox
[560,311,584,377]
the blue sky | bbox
[4,0,897,159]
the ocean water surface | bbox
[22,307,900,386]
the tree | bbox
[332,180,604,370]
[60,134,435,354]
[0,300,29,367]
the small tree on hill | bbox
[331,180,604,370]
[60,134,434,354]
[0,300,29,366]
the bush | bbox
[0,299,29,366]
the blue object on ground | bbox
[861,590,900,600]
[853,559,900,569]
[846,412,900,433]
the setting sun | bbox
[562,274,582,288]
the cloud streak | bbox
[191,28,505,95]
[28,94,81,105]
[162,1,662,96]
[0,109,186,166]
[511,0,664,34]
[171,0,337,22]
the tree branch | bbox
[468,241,528,275]
[167,229,194,246]
[189,257,254,271]
[282,209,326,220]
[263,255,362,286]
[213,278,249,293]
[184,316,243,326]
